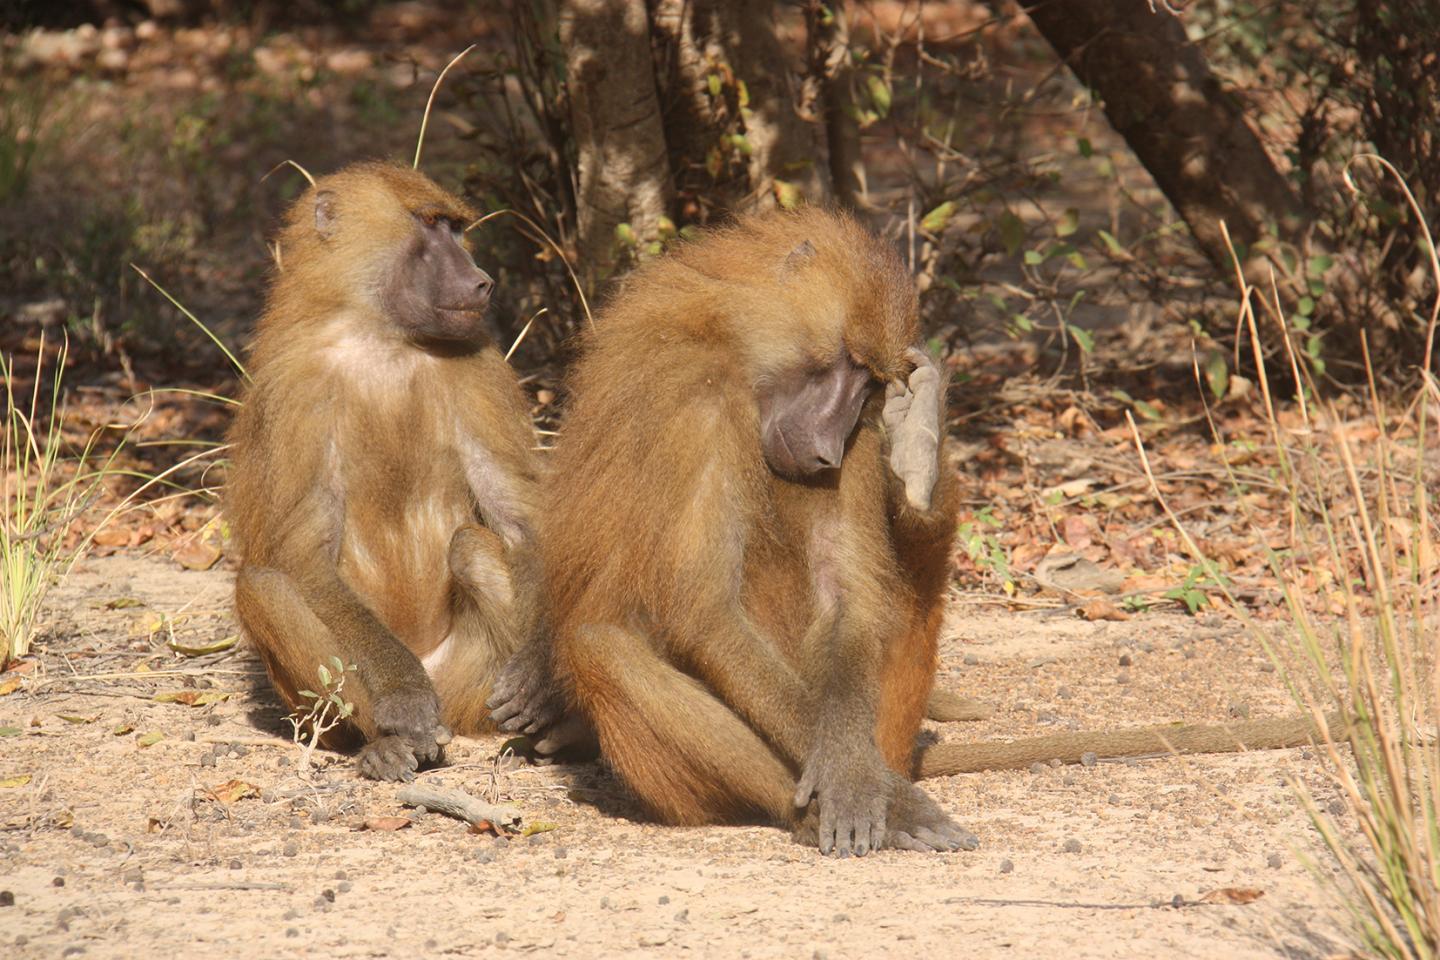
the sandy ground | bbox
[0,553,1357,959]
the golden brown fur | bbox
[227,161,542,778]
[537,208,966,849]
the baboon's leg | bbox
[564,623,797,827]
[235,565,374,748]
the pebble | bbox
[52,877,65,887]
[228,860,242,870]
[674,909,689,923]
[230,744,248,758]
[182,730,196,741]
[1267,853,1282,869]
[1183,647,1196,660]
[527,833,546,845]
[337,881,352,894]
[1028,762,1046,775]
[1228,701,1251,719]
[554,846,568,859]
[1056,686,1073,700]
[309,807,329,825]
[1118,653,1132,667]
[62,947,86,958]
[1080,751,1098,767]
[88,833,111,848]
[491,933,508,947]
[124,868,142,884]
[1115,672,1130,684]
[0,891,12,906]
[963,654,979,666]
[321,888,335,902]
[1036,711,1058,724]
[1108,794,1122,805]
[288,817,304,830]
[473,849,494,864]
[334,870,349,881]
[285,928,299,939]
[999,859,1014,874]
[1061,839,1082,853]
[282,841,299,857]
[283,909,299,921]
[199,754,216,768]
[832,913,849,922]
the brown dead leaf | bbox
[4,660,36,675]
[1200,887,1265,905]
[91,526,130,548]
[154,690,231,707]
[355,816,412,832]
[0,677,21,697]
[173,539,222,571]
[1078,599,1131,622]
[468,819,499,837]
[205,779,259,804]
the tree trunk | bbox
[805,0,863,209]
[1018,0,1310,271]
[560,0,674,281]
[650,0,829,216]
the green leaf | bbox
[1097,229,1124,256]
[1056,208,1079,238]
[773,179,803,211]
[168,634,238,657]
[1204,352,1229,402]
[297,690,319,699]
[1067,325,1095,354]
[998,211,1024,256]
[1297,295,1315,317]
[1307,254,1333,275]
[136,732,164,748]
[1011,313,1033,333]
[1077,137,1093,158]
[706,74,721,98]
[105,597,145,610]
[522,820,560,837]
[920,201,957,233]
[613,222,637,248]
[1023,249,1044,266]
[329,656,345,675]
[0,726,21,738]
[317,664,332,688]
[866,74,892,117]
[1134,399,1163,421]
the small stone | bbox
[52,877,65,887]
[832,913,849,922]
[288,817,303,830]
[1080,752,1098,767]
[88,833,110,848]
[1171,893,1186,909]
[62,947,86,958]
[282,841,299,857]
[999,859,1013,874]
[286,928,299,939]
[1259,662,1275,673]
[1328,798,1347,818]
[337,881,352,894]
[230,744,248,758]
[1115,672,1130,684]
[321,888,335,902]
[1228,701,1251,720]
[1036,711,1058,724]
[963,654,979,666]
[283,909,299,921]
[199,754,216,768]
[554,847,568,859]
[673,909,689,923]
[0,891,12,906]
[491,933,508,947]
[1139,642,1154,653]
[1056,686,1073,700]
[1118,653,1132,667]
[1061,839,1082,854]
[228,859,242,870]
[1266,853,1282,869]
[1048,758,1063,768]
[658,895,670,905]
[182,730,196,741]
[1028,762,1046,775]
[413,805,428,817]
[1108,794,1122,805]
[527,833,546,845]
[334,870,348,881]
[206,714,223,726]
[473,849,494,864]
[314,896,329,909]
[123,868,142,884]
[309,808,329,825]
[1183,647,1196,660]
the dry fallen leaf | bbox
[468,819,499,837]
[136,731,164,748]
[57,714,99,725]
[168,634,239,657]
[112,723,134,736]
[522,821,559,837]
[91,526,130,547]
[1200,887,1265,905]
[154,690,231,707]
[206,779,259,804]
[0,727,22,738]
[173,539,222,571]
[0,774,33,788]
[1078,598,1131,622]
[0,677,21,697]
[105,597,145,610]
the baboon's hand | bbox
[357,685,450,782]
[793,744,892,858]
[487,646,566,741]
[885,780,978,853]
[884,347,947,512]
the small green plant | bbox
[1163,563,1229,615]
[289,656,357,773]
[957,506,1015,594]
[2,337,128,665]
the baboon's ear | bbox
[314,190,339,239]
[779,239,817,282]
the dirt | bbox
[0,553,1357,959]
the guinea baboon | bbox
[489,207,1336,854]
[227,161,542,781]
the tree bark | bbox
[806,0,863,209]
[1017,0,1310,271]
[560,0,674,280]
[651,0,829,215]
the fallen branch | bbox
[397,785,522,829]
